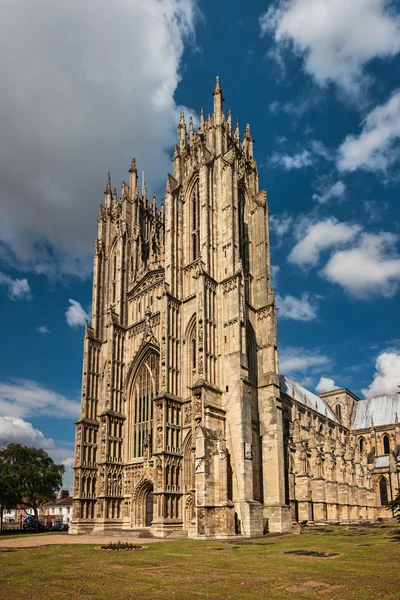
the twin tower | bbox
[70,77,290,537]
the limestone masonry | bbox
[71,78,400,537]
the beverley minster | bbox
[71,78,400,538]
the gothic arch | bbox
[246,321,257,385]
[182,431,195,492]
[383,434,390,455]
[125,345,160,460]
[183,174,200,265]
[132,477,154,527]
[183,313,197,391]
[379,476,388,506]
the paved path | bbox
[0,534,165,548]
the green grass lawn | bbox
[1,524,400,599]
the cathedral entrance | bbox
[132,479,154,528]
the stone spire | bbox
[178,111,187,151]
[212,76,223,124]
[104,172,112,207]
[199,107,204,130]
[129,158,137,197]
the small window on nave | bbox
[335,404,342,420]
[383,434,390,455]
[379,477,388,506]
[359,437,365,453]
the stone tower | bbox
[70,77,291,537]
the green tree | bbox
[0,444,65,531]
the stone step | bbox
[167,530,189,539]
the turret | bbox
[104,173,112,208]
[212,76,223,125]
[243,123,254,159]
[129,158,138,199]
[178,111,187,151]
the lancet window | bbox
[379,477,388,505]
[238,190,248,270]
[383,434,390,455]
[132,352,159,458]
[191,182,200,261]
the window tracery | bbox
[132,352,159,458]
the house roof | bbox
[280,375,338,423]
[43,497,73,508]
[351,395,400,429]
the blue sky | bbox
[1,0,400,488]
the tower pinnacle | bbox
[178,111,187,151]
[212,76,224,124]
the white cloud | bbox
[0,0,198,278]
[0,416,55,449]
[0,379,80,419]
[280,346,331,374]
[66,299,90,328]
[337,90,400,172]
[260,0,400,98]
[0,272,31,301]
[321,232,400,298]
[36,325,51,334]
[316,376,339,393]
[288,217,361,267]
[312,181,346,204]
[362,351,400,397]
[270,149,313,170]
[269,212,293,243]
[276,292,318,321]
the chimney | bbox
[59,490,69,500]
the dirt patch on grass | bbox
[284,550,339,557]
[287,579,342,593]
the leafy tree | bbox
[0,444,65,531]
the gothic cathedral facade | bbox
[71,78,398,538]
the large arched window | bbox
[380,477,388,505]
[132,352,159,458]
[383,434,390,455]
[191,182,200,261]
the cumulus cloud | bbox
[312,181,346,204]
[0,0,198,278]
[276,293,318,321]
[269,212,293,245]
[36,325,51,334]
[0,416,55,449]
[260,0,400,98]
[288,217,361,267]
[316,377,339,394]
[280,346,331,374]
[66,299,90,328]
[321,232,400,298]
[362,351,400,397]
[337,90,400,172]
[0,272,31,301]
[270,149,313,170]
[0,379,80,419]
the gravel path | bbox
[0,534,165,548]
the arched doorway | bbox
[132,479,154,528]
